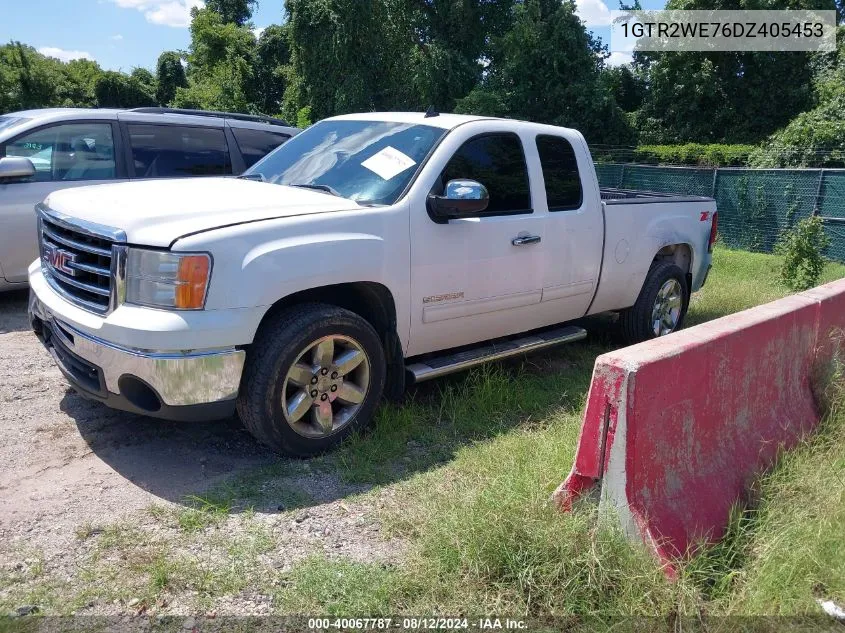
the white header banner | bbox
[610,10,836,53]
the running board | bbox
[406,325,587,383]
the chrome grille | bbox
[37,205,126,314]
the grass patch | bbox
[5,248,845,618]
[74,522,103,541]
[185,248,845,515]
[176,496,231,533]
[686,247,845,327]
[698,366,845,615]
[270,248,845,617]
[275,557,404,615]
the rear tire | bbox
[237,303,386,456]
[619,261,689,345]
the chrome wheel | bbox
[281,335,371,438]
[651,278,683,336]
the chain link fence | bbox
[595,163,845,262]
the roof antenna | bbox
[424,105,439,118]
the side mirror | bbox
[0,156,36,182]
[427,179,490,220]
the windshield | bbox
[0,116,29,135]
[245,119,446,206]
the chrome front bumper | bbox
[29,292,245,420]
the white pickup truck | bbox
[28,112,717,455]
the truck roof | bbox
[327,111,584,137]
[328,111,500,130]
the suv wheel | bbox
[619,261,689,345]
[237,303,386,456]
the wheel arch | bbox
[652,242,694,291]
[254,281,406,399]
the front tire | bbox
[237,303,386,456]
[619,261,689,345]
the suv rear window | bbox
[232,127,290,168]
[128,124,231,178]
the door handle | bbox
[512,235,541,246]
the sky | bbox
[0,0,666,73]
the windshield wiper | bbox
[289,183,342,197]
[238,173,265,182]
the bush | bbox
[295,105,313,129]
[748,102,845,168]
[750,33,845,168]
[775,216,831,291]
[633,144,756,167]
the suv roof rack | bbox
[128,107,291,128]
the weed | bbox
[74,522,103,541]
[775,216,831,291]
[176,496,231,533]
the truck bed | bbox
[587,188,716,317]
[600,187,714,205]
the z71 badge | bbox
[423,292,464,304]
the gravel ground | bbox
[0,289,403,615]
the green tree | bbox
[254,24,291,115]
[634,0,832,144]
[174,6,257,112]
[401,0,515,111]
[0,43,108,111]
[603,64,645,113]
[1,42,64,111]
[130,67,157,97]
[155,51,188,106]
[455,0,633,144]
[751,27,845,167]
[636,51,815,144]
[59,59,102,107]
[283,0,409,119]
[205,0,256,25]
[94,70,156,107]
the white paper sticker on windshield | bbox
[361,146,417,180]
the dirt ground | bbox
[0,289,402,616]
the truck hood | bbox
[43,177,364,247]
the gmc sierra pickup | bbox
[28,112,717,455]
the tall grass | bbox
[710,354,845,614]
[275,249,845,618]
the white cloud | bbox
[575,0,612,27]
[108,0,204,28]
[109,34,124,40]
[607,51,634,66]
[37,47,94,62]
[252,26,266,39]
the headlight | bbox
[125,248,211,310]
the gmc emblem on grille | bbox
[43,243,78,277]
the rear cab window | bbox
[535,135,583,211]
[231,127,290,168]
[127,124,231,178]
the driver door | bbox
[407,130,546,357]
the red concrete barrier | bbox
[553,278,845,565]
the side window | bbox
[128,124,231,178]
[536,135,582,211]
[439,133,531,216]
[232,127,290,168]
[4,123,116,182]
